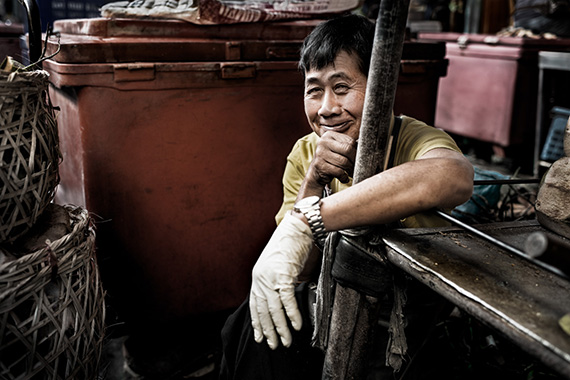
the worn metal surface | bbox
[383,220,570,379]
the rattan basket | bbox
[0,69,61,244]
[0,205,105,380]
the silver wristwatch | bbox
[293,195,327,247]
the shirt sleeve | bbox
[274,133,317,225]
[394,117,462,166]
[395,116,464,228]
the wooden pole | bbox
[354,0,410,183]
[321,1,410,379]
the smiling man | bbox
[219,14,473,380]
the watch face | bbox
[295,195,320,210]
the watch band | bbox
[304,206,327,246]
[294,196,327,246]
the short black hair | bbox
[299,14,375,77]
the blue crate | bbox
[541,106,570,162]
[39,0,108,30]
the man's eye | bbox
[334,84,349,93]
[306,87,322,96]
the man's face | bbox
[303,51,367,141]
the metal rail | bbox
[474,178,541,186]
[433,209,569,280]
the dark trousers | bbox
[219,278,450,380]
[219,283,324,380]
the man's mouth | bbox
[322,121,350,132]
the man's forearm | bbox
[318,150,473,232]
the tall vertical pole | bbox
[322,1,410,379]
[18,0,42,66]
[354,0,410,183]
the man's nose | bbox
[318,90,341,117]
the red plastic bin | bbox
[44,18,318,324]
[43,18,449,324]
[419,32,570,151]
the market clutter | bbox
[535,114,570,236]
[0,55,105,379]
[512,0,570,38]
[100,0,360,24]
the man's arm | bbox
[310,147,474,230]
[251,133,473,350]
[293,145,473,278]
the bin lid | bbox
[43,59,305,90]
[418,32,570,59]
[46,18,448,64]
[0,22,24,36]
[419,32,570,48]
[53,17,321,40]
[47,17,321,64]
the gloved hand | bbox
[249,211,314,350]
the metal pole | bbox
[18,0,42,66]
[534,58,545,177]
[473,178,541,186]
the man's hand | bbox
[308,131,357,187]
[249,212,313,350]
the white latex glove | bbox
[249,211,314,350]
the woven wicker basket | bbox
[0,205,105,380]
[0,69,61,244]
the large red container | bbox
[43,18,448,324]
[394,40,448,125]
[44,18,319,324]
[419,32,570,170]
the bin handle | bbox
[457,35,469,49]
[18,0,42,66]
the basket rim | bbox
[0,69,50,80]
[0,205,91,274]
